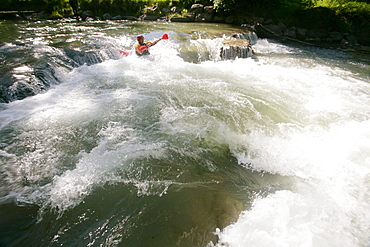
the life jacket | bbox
[135,42,152,56]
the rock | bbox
[213,16,225,23]
[143,5,159,15]
[254,24,275,39]
[170,6,179,13]
[220,38,253,60]
[102,13,112,20]
[264,24,283,36]
[204,6,214,15]
[125,16,139,20]
[221,38,250,48]
[284,27,296,38]
[344,34,358,44]
[232,32,258,45]
[296,28,307,40]
[161,8,170,14]
[224,16,235,24]
[307,37,321,42]
[143,15,158,21]
[264,19,273,25]
[170,16,191,22]
[278,21,287,31]
[112,15,122,20]
[190,4,204,14]
[85,17,94,21]
[297,28,307,36]
[241,23,252,28]
[195,13,213,22]
[329,31,342,42]
[81,10,93,20]
[306,29,329,39]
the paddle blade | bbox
[162,34,168,40]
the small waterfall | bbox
[220,38,253,60]
[232,32,259,45]
[0,62,61,103]
[0,46,120,103]
[220,46,253,60]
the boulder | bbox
[85,17,94,21]
[220,38,253,60]
[204,6,214,15]
[102,13,112,20]
[189,4,204,14]
[329,31,342,42]
[296,28,307,40]
[112,15,122,20]
[171,6,181,13]
[161,8,170,14]
[224,16,236,24]
[232,32,258,45]
[344,34,358,44]
[297,28,307,36]
[306,29,329,39]
[143,15,158,21]
[81,10,93,20]
[125,16,139,20]
[195,13,213,22]
[170,16,191,22]
[278,21,287,31]
[264,19,273,25]
[213,16,225,23]
[264,24,283,36]
[284,28,296,38]
[143,5,159,15]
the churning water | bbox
[0,20,369,247]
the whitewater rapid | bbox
[0,21,369,247]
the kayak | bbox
[119,49,135,56]
[120,45,148,56]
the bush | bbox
[336,1,370,25]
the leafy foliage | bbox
[336,1,370,25]
[1,0,368,29]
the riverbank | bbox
[4,1,369,47]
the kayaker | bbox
[135,35,162,56]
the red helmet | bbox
[137,35,144,41]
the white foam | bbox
[1,36,369,245]
[210,41,370,247]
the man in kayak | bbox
[135,35,162,56]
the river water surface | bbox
[0,20,369,247]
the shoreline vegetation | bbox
[1,0,370,45]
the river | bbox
[0,19,369,247]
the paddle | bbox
[119,34,169,56]
[146,33,169,47]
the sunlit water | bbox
[0,20,369,247]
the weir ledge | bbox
[220,37,253,60]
